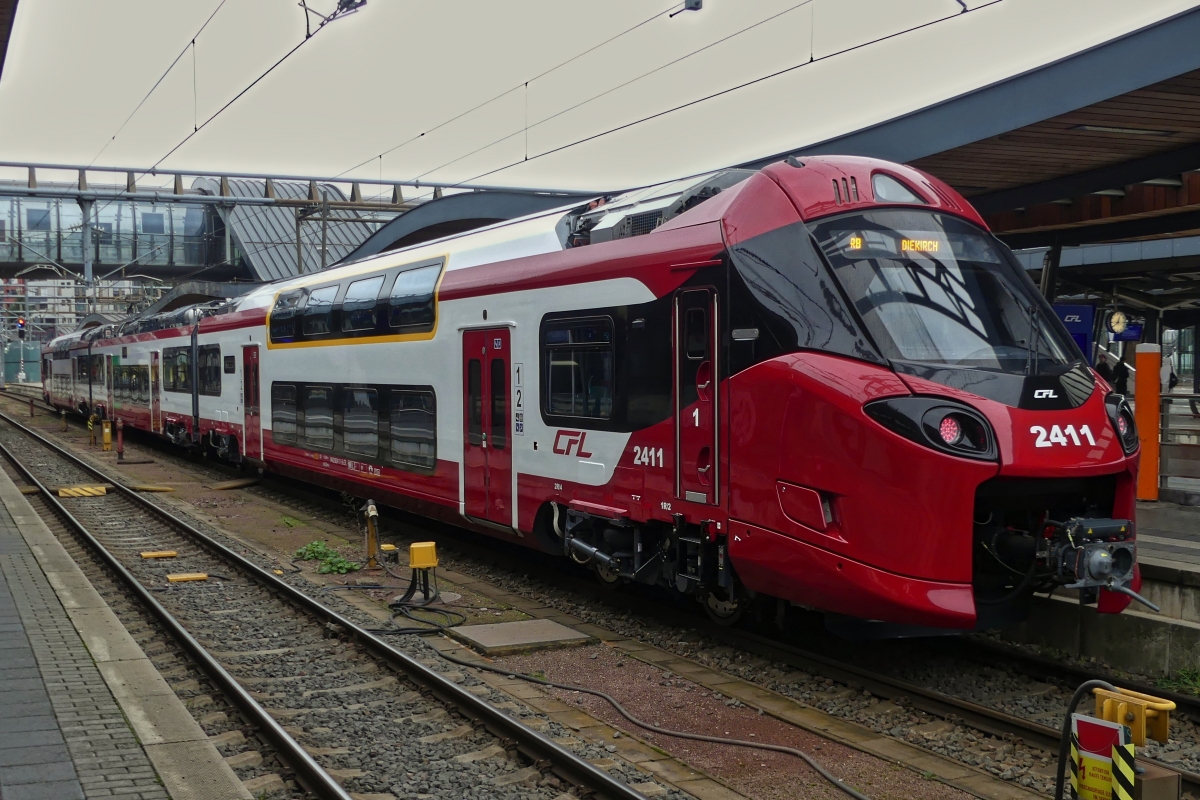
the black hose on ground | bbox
[433,649,874,800]
[1054,679,1116,800]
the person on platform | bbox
[1112,352,1130,396]
[1095,357,1113,384]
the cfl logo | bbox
[1033,389,1058,399]
[553,430,593,458]
[1064,315,1082,323]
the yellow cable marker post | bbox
[166,573,208,583]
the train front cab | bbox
[701,159,1146,633]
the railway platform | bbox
[0,466,249,800]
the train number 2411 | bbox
[1030,424,1096,448]
[633,446,664,467]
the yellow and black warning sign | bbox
[1111,743,1135,800]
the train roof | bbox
[43,155,981,351]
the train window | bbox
[467,360,482,446]
[224,356,236,374]
[871,173,925,204]
[343,388,379,457]
[490,358,507,450]
[303,386,334,450]
[341,276,384,332]
[542,318,614,419]
[271,384,297,444]
[163,347,191,393]
[389,263,441,330]
[390,390,436,470]
[270,291,304,342]
[685,308,707,359]
[302,286,338,337]
[198,345,221,396]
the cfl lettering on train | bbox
[553,430,592,457]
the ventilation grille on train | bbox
[628,210,663,237]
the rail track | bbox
[12,386,1200,798]
[0,406,655,800]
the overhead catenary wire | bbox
[87,0,228,168]
[413,0,1005,192]
[332,0,684,180]
[410,0,817,184]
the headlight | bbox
[1105,393,1138,455]
[864,397,997,461]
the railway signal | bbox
[16,317,25,339]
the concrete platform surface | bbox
[1138,501,1200,571]
[449,618,593,655]
[0,462,250,800]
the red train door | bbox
[462,329,512,527]
[242,346,261,460]
[675,289,719,505]
[150,351,161,433]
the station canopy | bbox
[6,2,1200,312]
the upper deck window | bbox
[270,291,304,342]
[302,286,339,337]
[389,263,440,331]
[342,276,385,332]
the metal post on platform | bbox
[363,499,379,569]
[116,419,124,461]
[320,195,329,270]
[79,198,93,313]
[1136,343,1162,501]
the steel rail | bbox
[0,409,647,800]
[0,433,354,800]
[17,387,1195,794]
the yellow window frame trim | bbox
[265,255,447,350]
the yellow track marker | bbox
[130,484,175,493]
[211,478,259,491]
[166,573,208,583]
[140,551,177,559]
[273,569,284,575]
[18,486,39,495]
[58,486,107,497]
[380,544,397,552]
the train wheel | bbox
[703,586,748,627]
[593,561,622,593]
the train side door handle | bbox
[697,465,711,474]
[696,381,711,390]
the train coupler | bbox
[1047,517,1159,612]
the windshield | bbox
[811,210,1079,374]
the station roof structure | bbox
[9,2,1200,319]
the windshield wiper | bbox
[1022,295,1042,377]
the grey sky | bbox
[0,0,1193,193]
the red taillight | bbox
[939,415,962,445]
[1117,414,1129,436]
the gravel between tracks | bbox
[0,423,687,800]
[16,399,1200,798]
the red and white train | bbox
[44,156,1151,634]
